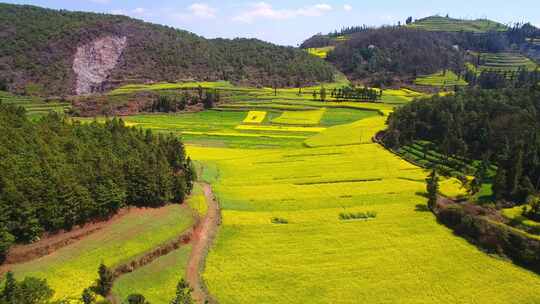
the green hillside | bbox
[408,16,507,32]
[0,3,335,96]
[0,91,70,119]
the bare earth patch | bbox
[186,183,221,304]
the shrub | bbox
[96,263,114,297]
[339,211,377,221]
[271,217,289,224]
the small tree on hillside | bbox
[1,271,17,302]
[96,263,114,297]
[426,169,439,210]
[170,279,194,304]
[127,293,150,304]
[81,288,96,304]
[320,87,327,101]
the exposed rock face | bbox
[73,35,127,95]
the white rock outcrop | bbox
[73,35,127,95]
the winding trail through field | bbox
[186,182,221,304]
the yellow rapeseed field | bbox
[185,101,540,303]
[243,111,267,124]
[272,109,326,125]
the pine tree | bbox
[0,224,14,263]
[426,169,439,210]
[81,288,95,304]
[1,271,17,302]
[170,279,193,304]
[493,167,508,200]
[96,263,114,297]
[320,87,327,101]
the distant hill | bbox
[0,3,335,96]
[325,27,464,85]
[408,16,508,33]
[300,16,540,86]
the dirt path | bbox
[186,182,221,304]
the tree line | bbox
[464,68,540,90]
[149,88,220,113]
[0,103,195,261]
[309,86,381,102]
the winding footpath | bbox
[186,182,221,304]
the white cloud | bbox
[132,7,146,15]
[109,7,153,17]
[344,4,352,12]
[188,3,217,19]
[233,2,333,23]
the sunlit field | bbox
[9,205,195,301]
[188,140,540,304]
[414,70,468,87]
[70,81,540,303]
[175,85,540,303]
[0,90,70,119]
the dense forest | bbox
[0,3,335,96]
[0,104,195,261]
[301,21,540,84]
[326,27,464,84]
[383,87,540,209]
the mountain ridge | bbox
[0,3,335,96]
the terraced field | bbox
[306,46,335,59]
[414,70,468,87]
[7,205,196,301]
[23,80,540,303]
[0,91,70,119]
[272,109,326,125]
[188,127,540,304]
[408,16,507,32]
[472,52,538,72]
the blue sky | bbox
[3,0,539,45]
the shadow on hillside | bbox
[415,191,429,198]
[415,204,430,212]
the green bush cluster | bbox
[271,217,289,224]
[339,211,377,221]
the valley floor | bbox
[187,126,540,303]
[5,86,540,303]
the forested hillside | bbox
[0,104,195,261]
[384,87,540,204]
[301,18,540,85]
[0,3,335,96]
[326,28,464,85]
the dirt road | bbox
[186,182,221,303]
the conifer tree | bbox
[170,279,193,304]
[96,263,114,297]
[426,169,439,210]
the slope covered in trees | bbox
[0,103,195,261]
[384,87,540,203]
[300,18,540,85]
[0,3,335,96]
[326,27,465,85]
[408,16,507,32]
